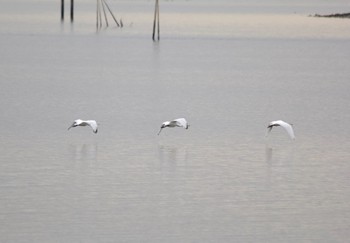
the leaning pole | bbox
[152,0,160,41]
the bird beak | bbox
[67,123,74,130]
[157,128,163,135]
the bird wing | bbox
[266,126,273,137]
[278,121,295,139]
[174,118,188,129]
[86,120,98,133]
[167,120,177,127]
[269,120,280,126]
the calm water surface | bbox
[1,0,350,242]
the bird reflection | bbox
[69,143,98,166]
[264,141,296,166]
[157,144,188,166]
[265,145,273,164]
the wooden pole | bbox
[70,0,74,22]
[152,0,160,41]
[99,0,102,28]
[96,0,99,29]
[61,0,64,21]
[101,0,109,27]
[102,0,120,27]
[157,0,160,40]
[152,0,158,41]
[96,0,102,28]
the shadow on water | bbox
[264,140,296,166]
[157,144,189,169]
[68,143,99,168]
[264,142,297,191]
[265,144,273,164]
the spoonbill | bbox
[68,119,98,133]
[158,118,189,135]
[267,120,295,139]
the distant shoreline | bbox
[312,12,350,19]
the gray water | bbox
[1,0,350,242]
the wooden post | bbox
[61,0,64,21]
[99,0,102,28]
[96,0,99,29]
[101,0,109,27]
[96,0,120,29]
[96,0,103,29]
[152,0,157,40]
[70,0,74,22]
[102,0,120,27]
[157,0,160,40]
[152,0,159,41]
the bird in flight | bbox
[267,120,295,139]
[158,118,189,135]
[68,119,98,133]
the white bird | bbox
[68,119,98,133]
[267,120,295,139]
[158,118,189,135]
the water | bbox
[1,0,350,242]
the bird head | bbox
[68,122,77,130]
[157,127,163,135]
[158,123,167,135]
[68,120,80,130]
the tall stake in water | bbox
[99,0,102,28]
[60,0,74,22]
[61,0,64,21]
[101,0,109,27]
[70,0,74,22]
[152,0,160,41]
[157,0,160,40]
[96,0,103,29]
[96,0,100,29]
[102,0,120,27]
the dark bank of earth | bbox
[312,12,350,18]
